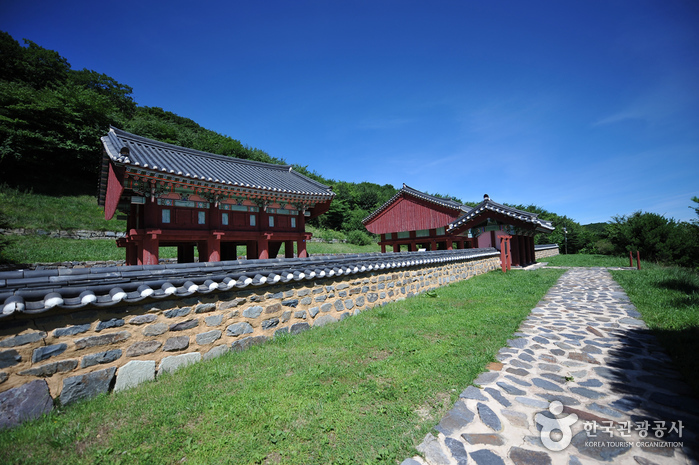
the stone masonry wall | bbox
[534,245,559,260]
[0,255,499,427]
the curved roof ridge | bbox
[449,195,554,233]
[101,127,334,197]
[108,126,294,171]
[362,183,466,224]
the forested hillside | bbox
[2,30,697,266]
[0,31,399,236]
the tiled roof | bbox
[0,248,498,317]
[363,184,469,224]
[447,195,555,233]
[101,127,334,198]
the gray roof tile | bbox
[101,127,334,198]
[1,249,499,316]
[447,195,555,233]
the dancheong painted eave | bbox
[98,127,334,213]
[447,195,555,235]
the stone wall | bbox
[534,244,559,260]
[0,254,499,429]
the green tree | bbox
[0,31,135,194]
[607,211,699,267]
[691,196,699,224]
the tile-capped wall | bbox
[534,245,559,259]
[0,255,499,428]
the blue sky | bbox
[2,0,698,224]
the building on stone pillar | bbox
[362,184,473,253]
[98,127,334,265]
[446,194,554,267]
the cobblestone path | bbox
[402,268,698,465]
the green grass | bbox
[1,236,380,264]
[0,268,565,465]
[0,185,126,231]
[0,236,179,263]
[610,264,699,394]
[542,253,630,268]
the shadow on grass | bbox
[657,278,699,294]
[602,326,699,458]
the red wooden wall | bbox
[365,195,460,234]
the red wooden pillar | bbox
[393,243,400,253]
[446,239,453,250]
[381,243,386,253]
[258,234,270,259]
[499,235,512,272]
[430,239,437,251]
[510,236,519,266]
[297,235,309,258]
[284,240,294,258]
[142,230,160,265]
[207,232,223,262]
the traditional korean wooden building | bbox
[363,186,554,268]
[446,194,554,268]
[362,184,472,253]
[98,127,334,265]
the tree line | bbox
[1,31,696,266]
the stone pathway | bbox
[402,268,699,465]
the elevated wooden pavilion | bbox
[447,194,554,267]
[362,184,472,252]
[98,127,334,265]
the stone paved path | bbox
[402,268,699,465]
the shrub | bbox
[347,230,373,246]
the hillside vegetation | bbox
[1,30,697,268]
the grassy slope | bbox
[0,269,565,465]
[0,186,126,232]
[0,188,380,263]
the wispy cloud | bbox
[593,70,699,127]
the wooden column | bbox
[285,240,294,258]
[207,232,222,262]
[142,230,160,265]
[246,240,258,260]
[446,239,453,250]
[297,236,308,258]
[257,234,270,259]
[178,244,195,263]
[499,235,512,272]
[381,243,386,253]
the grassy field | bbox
[0,235,380,264]
[542,253,630,268]
[0,187,380,263]
[0,268,565,465]
[0,185,126,232]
